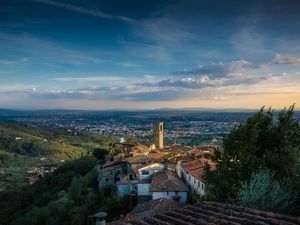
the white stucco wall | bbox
[152,191,188,203]
[186,173,205,196]
[137,183,151,196]
[176,161,206,196]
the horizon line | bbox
[1,106,299,112]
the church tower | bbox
[153,122,164,149]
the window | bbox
[142,170,149,175]
[175,191,178,195]
[202,184,204,190]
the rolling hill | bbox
[0,123,88,162]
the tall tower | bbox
[153,122,164,149]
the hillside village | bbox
[96,120,300,225]
[1,109,300,225]
[98,121,219,221]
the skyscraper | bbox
[153,122,164,149]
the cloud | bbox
[172,60,254,79]
[138,57,300,90]
[0,84,38,94]
[139,60,264,89]
[0,32,106,67]
[54,76,123,82]
[32,0,135,22]
[271,53,300,65]
[108,90,187,102]
[140,77,210,89]
[0,58,28,65]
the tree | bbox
[237,170,292,213]
[92,148,108,161]
[204,105,300,214]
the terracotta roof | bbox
[101,157,128,168]
[149,152,165,160]
[181,159,216,182]
[133,198,178,213]
[113,201,300,225]
[108,199,179,224]
[122,141,137,146]
[132,144,149,153]
[151,171,189,192]
[181,159,205,181]
[116,180,136,185]
[128,155,159,164]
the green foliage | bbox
[237,170,292,213]
[0,124,87,162]
[0,123,114,191]
[92,148,108,161]
[0,149,37,167]
[0,156,129,225]
[204,105,300,215]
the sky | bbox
[0,0,300,110]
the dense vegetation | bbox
[0,123,88,161]
[0,123,129,224]
[0,123,115,190]
[204,105,300,215]
[0,156,130,225]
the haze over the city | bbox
[1,0,300,109]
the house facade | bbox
[151,171,189,203]
[99,158,134,188]
[176,160,207,196]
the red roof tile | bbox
[111,201,300,225]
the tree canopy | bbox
[204,105,300,215]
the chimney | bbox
[89,211,107,225]
[163,158,168,171]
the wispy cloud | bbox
[271,53,300,65]
[54,76,123,82]
[32,0,135,22]
[172,60,254,78]
[0,32,106,66]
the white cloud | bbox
[32,0,135,22]
[0,32,106,66]
[54,76,123,82]
[271,53,300,65]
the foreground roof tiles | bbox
[115,201,300,225]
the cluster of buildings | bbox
[97,122,300,225]
[26,166,56,184]
[98,122,217,206]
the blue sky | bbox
[1,0,300,109]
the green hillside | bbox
[0,149,37,167]
[0,123,113,192]
[0,124,88,162]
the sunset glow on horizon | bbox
[1,0,300,110]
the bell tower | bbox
[153,122,164,149]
